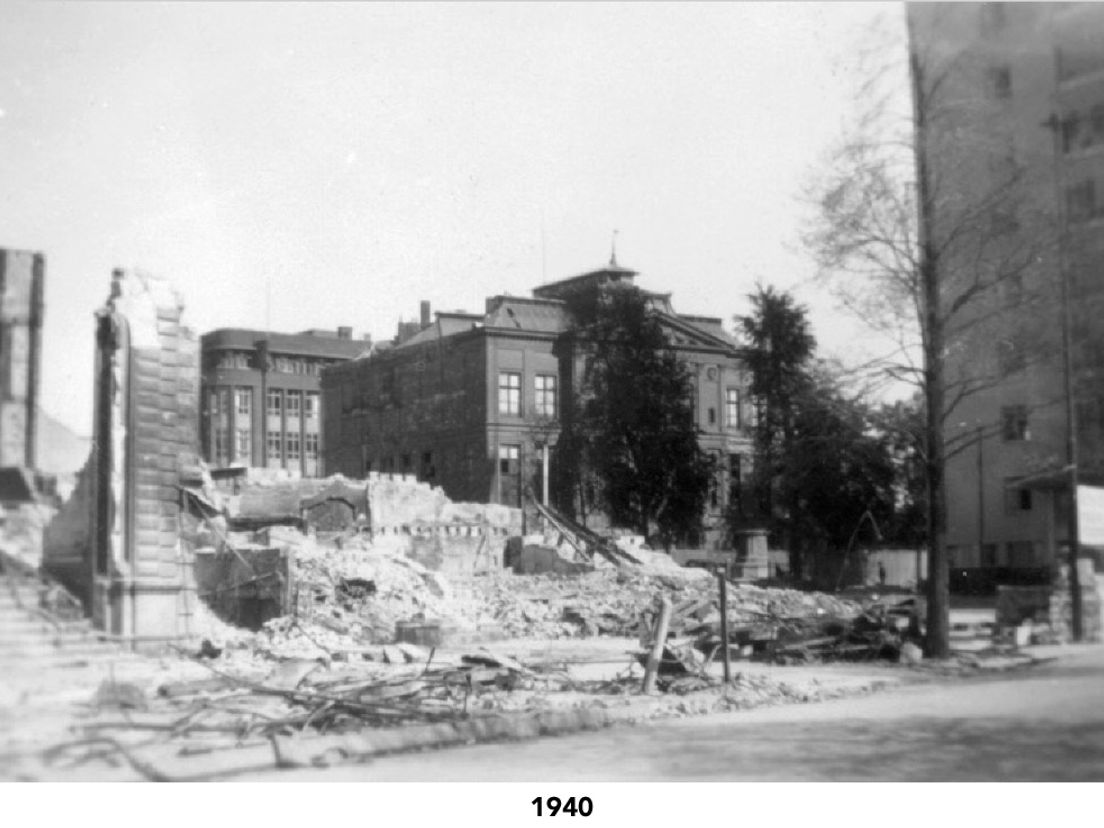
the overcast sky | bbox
[0,1,908,437]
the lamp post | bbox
[1043,104,1083,641]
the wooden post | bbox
[642,595,672,694]
[717,568,731,685]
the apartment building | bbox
[199,327,368,476]
[908,2,1104,573]
[321,262,754,547]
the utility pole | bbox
[977,425,985,566]
[1060,217,1084,641]
[1043,36,1084,638]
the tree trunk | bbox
[910,23,950,658]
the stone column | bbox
[89,269,200,648]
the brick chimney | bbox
[420,300,431,329]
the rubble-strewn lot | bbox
[1,513,1045,782]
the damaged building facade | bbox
[321,262,755,548]
[39,268,521,645]
[199,328,369,476]
[0,247,45,472]
[44,269,203,642]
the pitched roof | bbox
[484,296,568,333]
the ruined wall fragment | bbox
[83,269,201,644]
[0,248,45,469]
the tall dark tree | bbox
[554,283,713,547]
[872,396,928,549]
[781,367,899,588]
[735,285,816,573]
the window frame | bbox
[498,371,522,416]
[534,374,558,418]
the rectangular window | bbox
[235,387,252,417]
[266,433,282,463]
[209,390,220,416]
[1001,405,1030,441]
[214,428,229,463]
[708,407,717,426]
[725,388,741,428]
[499,444,520,475]
[498,372,521,416]
[304,433,319,459]
[534,374,557,418]
[304,392,319,419]
[266,389,282,417]
[286,432,300,462]
[981,543,998,568]
[235,429,251,461]
[286,391,301,418]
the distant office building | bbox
[0,248,44,470]
[321,262,754,547]
[199,327,369,477]
[908,2,1104,571]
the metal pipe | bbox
[717,568,731,685]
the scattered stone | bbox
[899,641,924,665]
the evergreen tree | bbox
[555,282,714,547]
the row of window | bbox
[495,370,753,431]
[497,372,558,417]
[266,389,320,419]
[209,387,254,418]
[212,351,333,376]
[693,385,754,430]
[210,388,320,420]
[266,432,320,462]
[1000,404,1030,441]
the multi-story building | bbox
[199,327,369,476]
[0,247,44,470]
[908,2,1104,574]
[321,262,754,547]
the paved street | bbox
[265,645,1104,782]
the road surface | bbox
[270,645,1104,781]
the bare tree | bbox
[803,7,1059,656]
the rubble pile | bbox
[467,564,860,640]
[249,532,476,657]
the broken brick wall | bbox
[366,472,519,573]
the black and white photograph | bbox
[1,0,1103,799]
